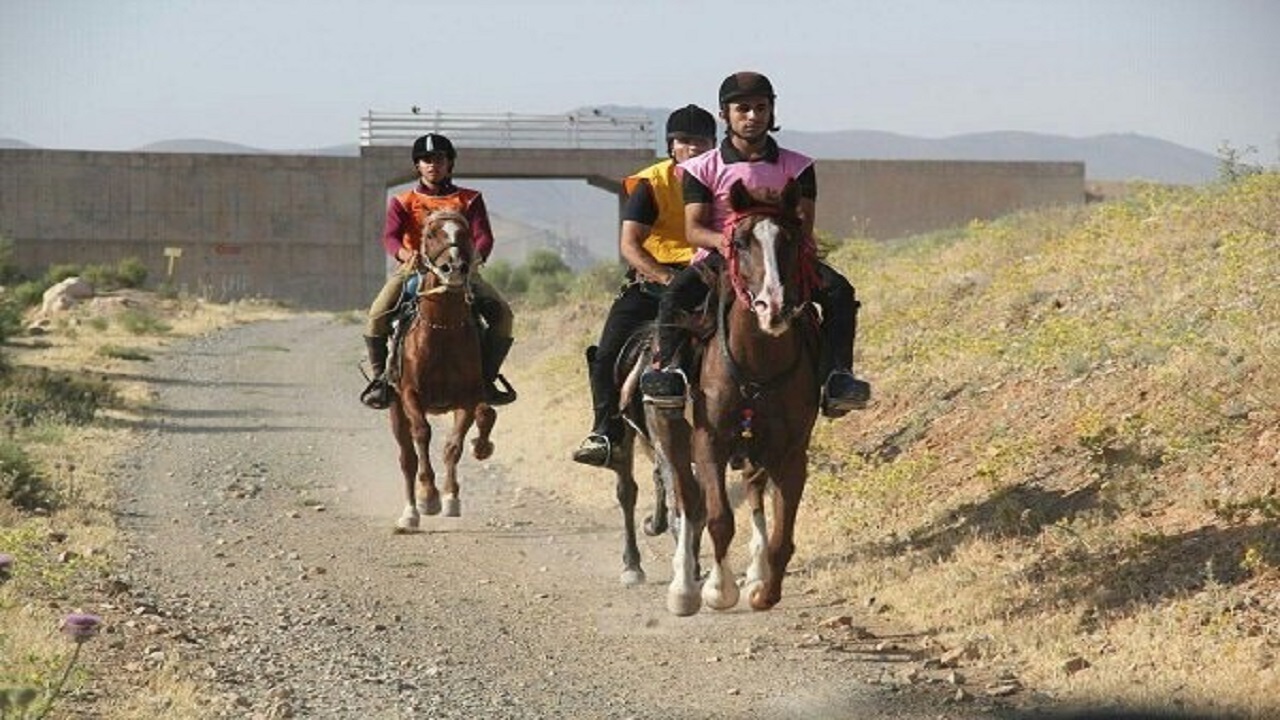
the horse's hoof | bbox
[396,513,420,531]
[472,438,494,461]
[749,586,780,611]
[620,568,646,587]
[643,516,668,537]
[703,581,740,611]
[667,590,701,617]
[443,496,461,517]
[419,497,442,516]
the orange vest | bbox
[394,187,481,252]
[623,159,694,266]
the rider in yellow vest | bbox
[572,106,717,466]
[361,133,516,409]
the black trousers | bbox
[655,255,858,372]
[587,280,665,430]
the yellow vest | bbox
[623,159,694,266]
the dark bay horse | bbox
[389,210,496,530]
[649,179,822,615]
[595,327,674,585]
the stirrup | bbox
[821,371,871,417]
[572,433,614,467]
[360,377,392,410]
[640,367,688,409]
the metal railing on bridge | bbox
[361,110,657,150]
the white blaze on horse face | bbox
[752,219,787,335]
[438,218,468,287]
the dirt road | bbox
[113,314,1019,719]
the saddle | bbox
[384,279,486,388]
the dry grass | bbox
[796,173,1280,717]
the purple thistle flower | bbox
[60,612,102,643]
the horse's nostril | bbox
[753,299,770,314]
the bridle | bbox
[413,216,474,301]
[720,208,817,320]
[716,209,817,400]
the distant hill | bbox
[776,129,1220,185]
[133,138,266,154]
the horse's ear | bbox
[728,180,754,212]
[781,178,802,212]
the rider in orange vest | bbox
[361,133,517,409]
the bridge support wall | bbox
[1,148,1082,310]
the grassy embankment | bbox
[525,172,1279,717]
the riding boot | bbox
[639,321,689,409]
[360,335,392,409]
[481,334,518,406]
[819,298,871,418]
[573,346,624,467]
[639,269,702,409]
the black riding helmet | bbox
[718,71,776,106]
[411,133,456,163]
[718,71,780,134]
[665,104,717,140]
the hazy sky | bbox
[2,0,1277,158]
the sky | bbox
[2,0,1277,159]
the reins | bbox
[715,286,805,401]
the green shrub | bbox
[0,298,23,346]
[97,345,152,362]
[0,440,53,512]
[483,259,517,295]
[78,257,149,291]
[116,308,171,335]
[8,280,45,309]
[0,236,23,284]
[570,261,626,300]
[0,367,117,427]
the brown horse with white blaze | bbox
[389,210,496,530]
[649,179,822,615]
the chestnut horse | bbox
[388,210,496,530]
[649,179,822,615]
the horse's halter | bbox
[414,216,473,299]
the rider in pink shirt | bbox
[639,71,871,418]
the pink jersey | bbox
[679,146,814,233]
[680,145,814,262]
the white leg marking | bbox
[702,556,740,611]
[667,514,702,616]
[397,504,420,530]
[743,509,768,595]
